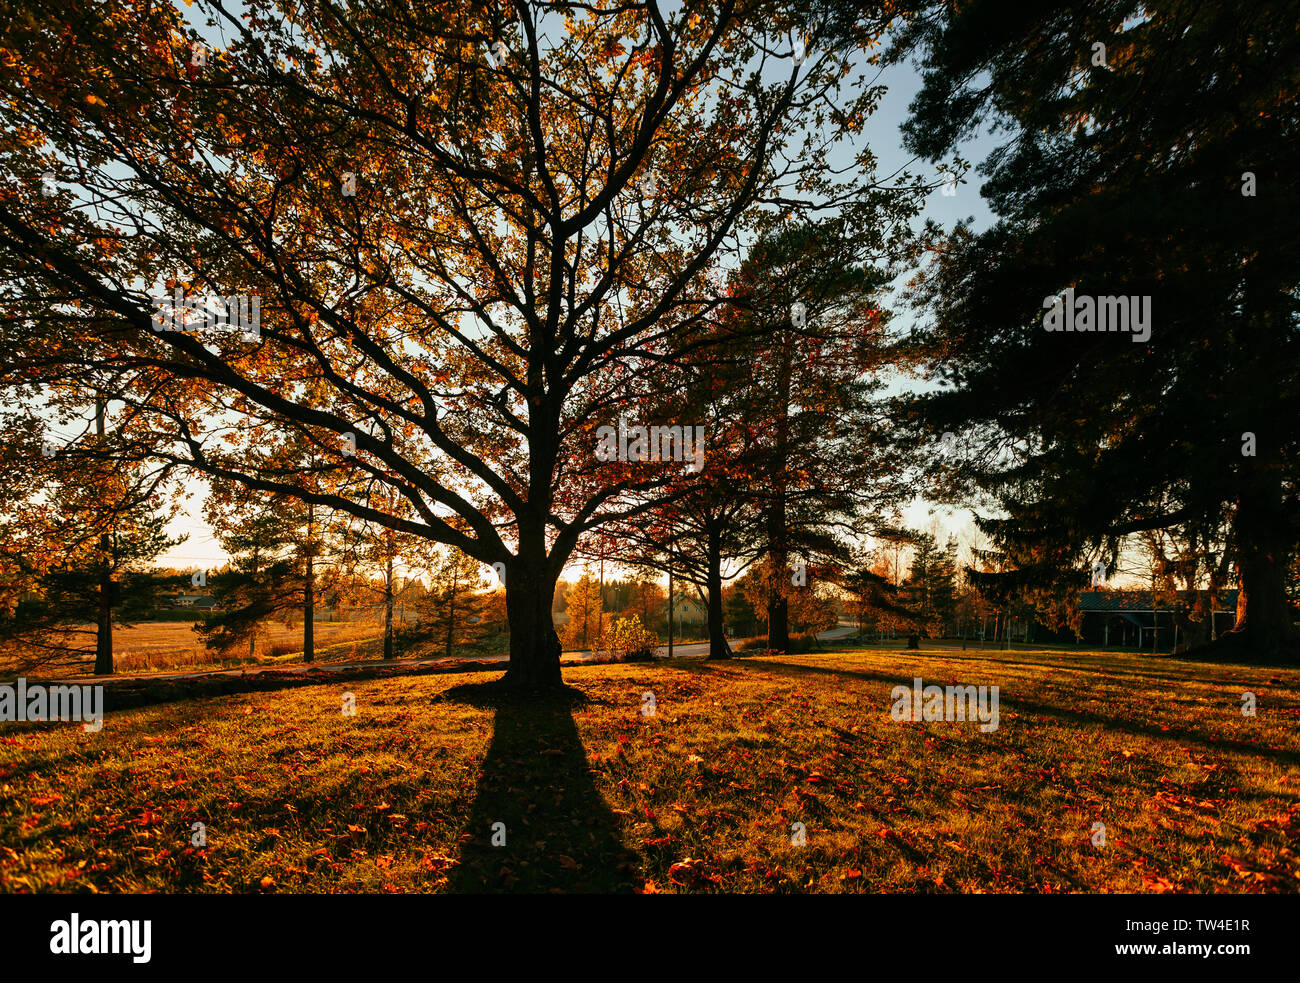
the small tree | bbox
[198,476,342,661]
[604,615,658,662]
[417,547,493,659]
[197,487,300,659]
[341,495,423,660]
[622,579,667,633]
[560,573,604,652]
[0,405,182,674]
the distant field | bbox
[2,621,385,679]
[2,645,1296,893]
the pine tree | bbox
[418,547,492,659]
[902,531,957,637]
[894,0,1300,660]
[0,405,182,674]
[560,573,604,652]
[197,484,302,659]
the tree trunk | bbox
[766,580,790,653]
[94,559,113,675]
[303,502,315,663]
[1219,474,1295,660]
[384,552,394,660]
[1209,293,1296,661]
[766,324,794,654]
[502,558,563,690]
[93,396,114,675]
[445,563,457,660]
[248,549,259,660]
[764,493,789,651]
[705,527,730,659]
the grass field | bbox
[1,646,1297,893]
[1,621,387,679]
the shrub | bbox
[789,632,818,654]
[602,615,658,661]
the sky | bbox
[153,14,1003,581]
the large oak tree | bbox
[1,0,912,688]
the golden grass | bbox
[0,646,1296,893]
[2,621,386,678]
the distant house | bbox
[672,597,706,626]
[1078,590,1236,649]
[171,594,220,611]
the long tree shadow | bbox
[441,683,637,893]
[738,658,1300,768]
[868,648,1299,691]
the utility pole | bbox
[667,558,674,659]
[304,498,315,663]
[385,549,394,660]
[1150,567,1158,656]
[93,395,114,676]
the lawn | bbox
[1,620,388,679]
[1,646,1297,893]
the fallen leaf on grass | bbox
[668,857,720,887]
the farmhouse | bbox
[1077,589,1237,649]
